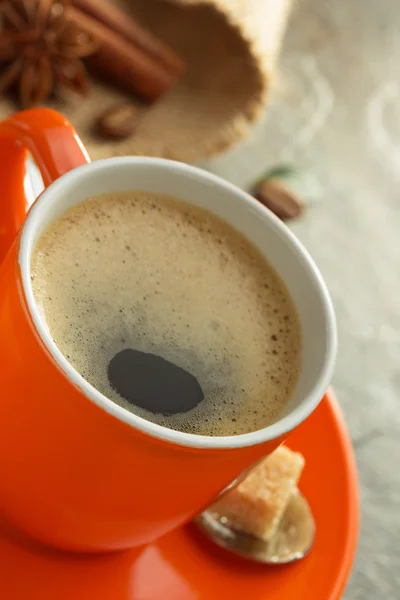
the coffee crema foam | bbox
[31,192,301,436]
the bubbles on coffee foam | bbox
[31,192,301,436]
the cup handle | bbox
[0,108,90,266]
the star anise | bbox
[0,0,97,108]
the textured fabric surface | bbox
[0,0,292,161]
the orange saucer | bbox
[0,390,359,600]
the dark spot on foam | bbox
[107,348,204,415]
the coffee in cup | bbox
[31,191,301,436]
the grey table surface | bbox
[202,0,400,597]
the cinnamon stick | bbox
[71,0,185,76]
[66,6,178,102]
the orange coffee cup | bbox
[0,109,337,552]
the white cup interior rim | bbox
[19,157,337,450]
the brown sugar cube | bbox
[211,446,305,541]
